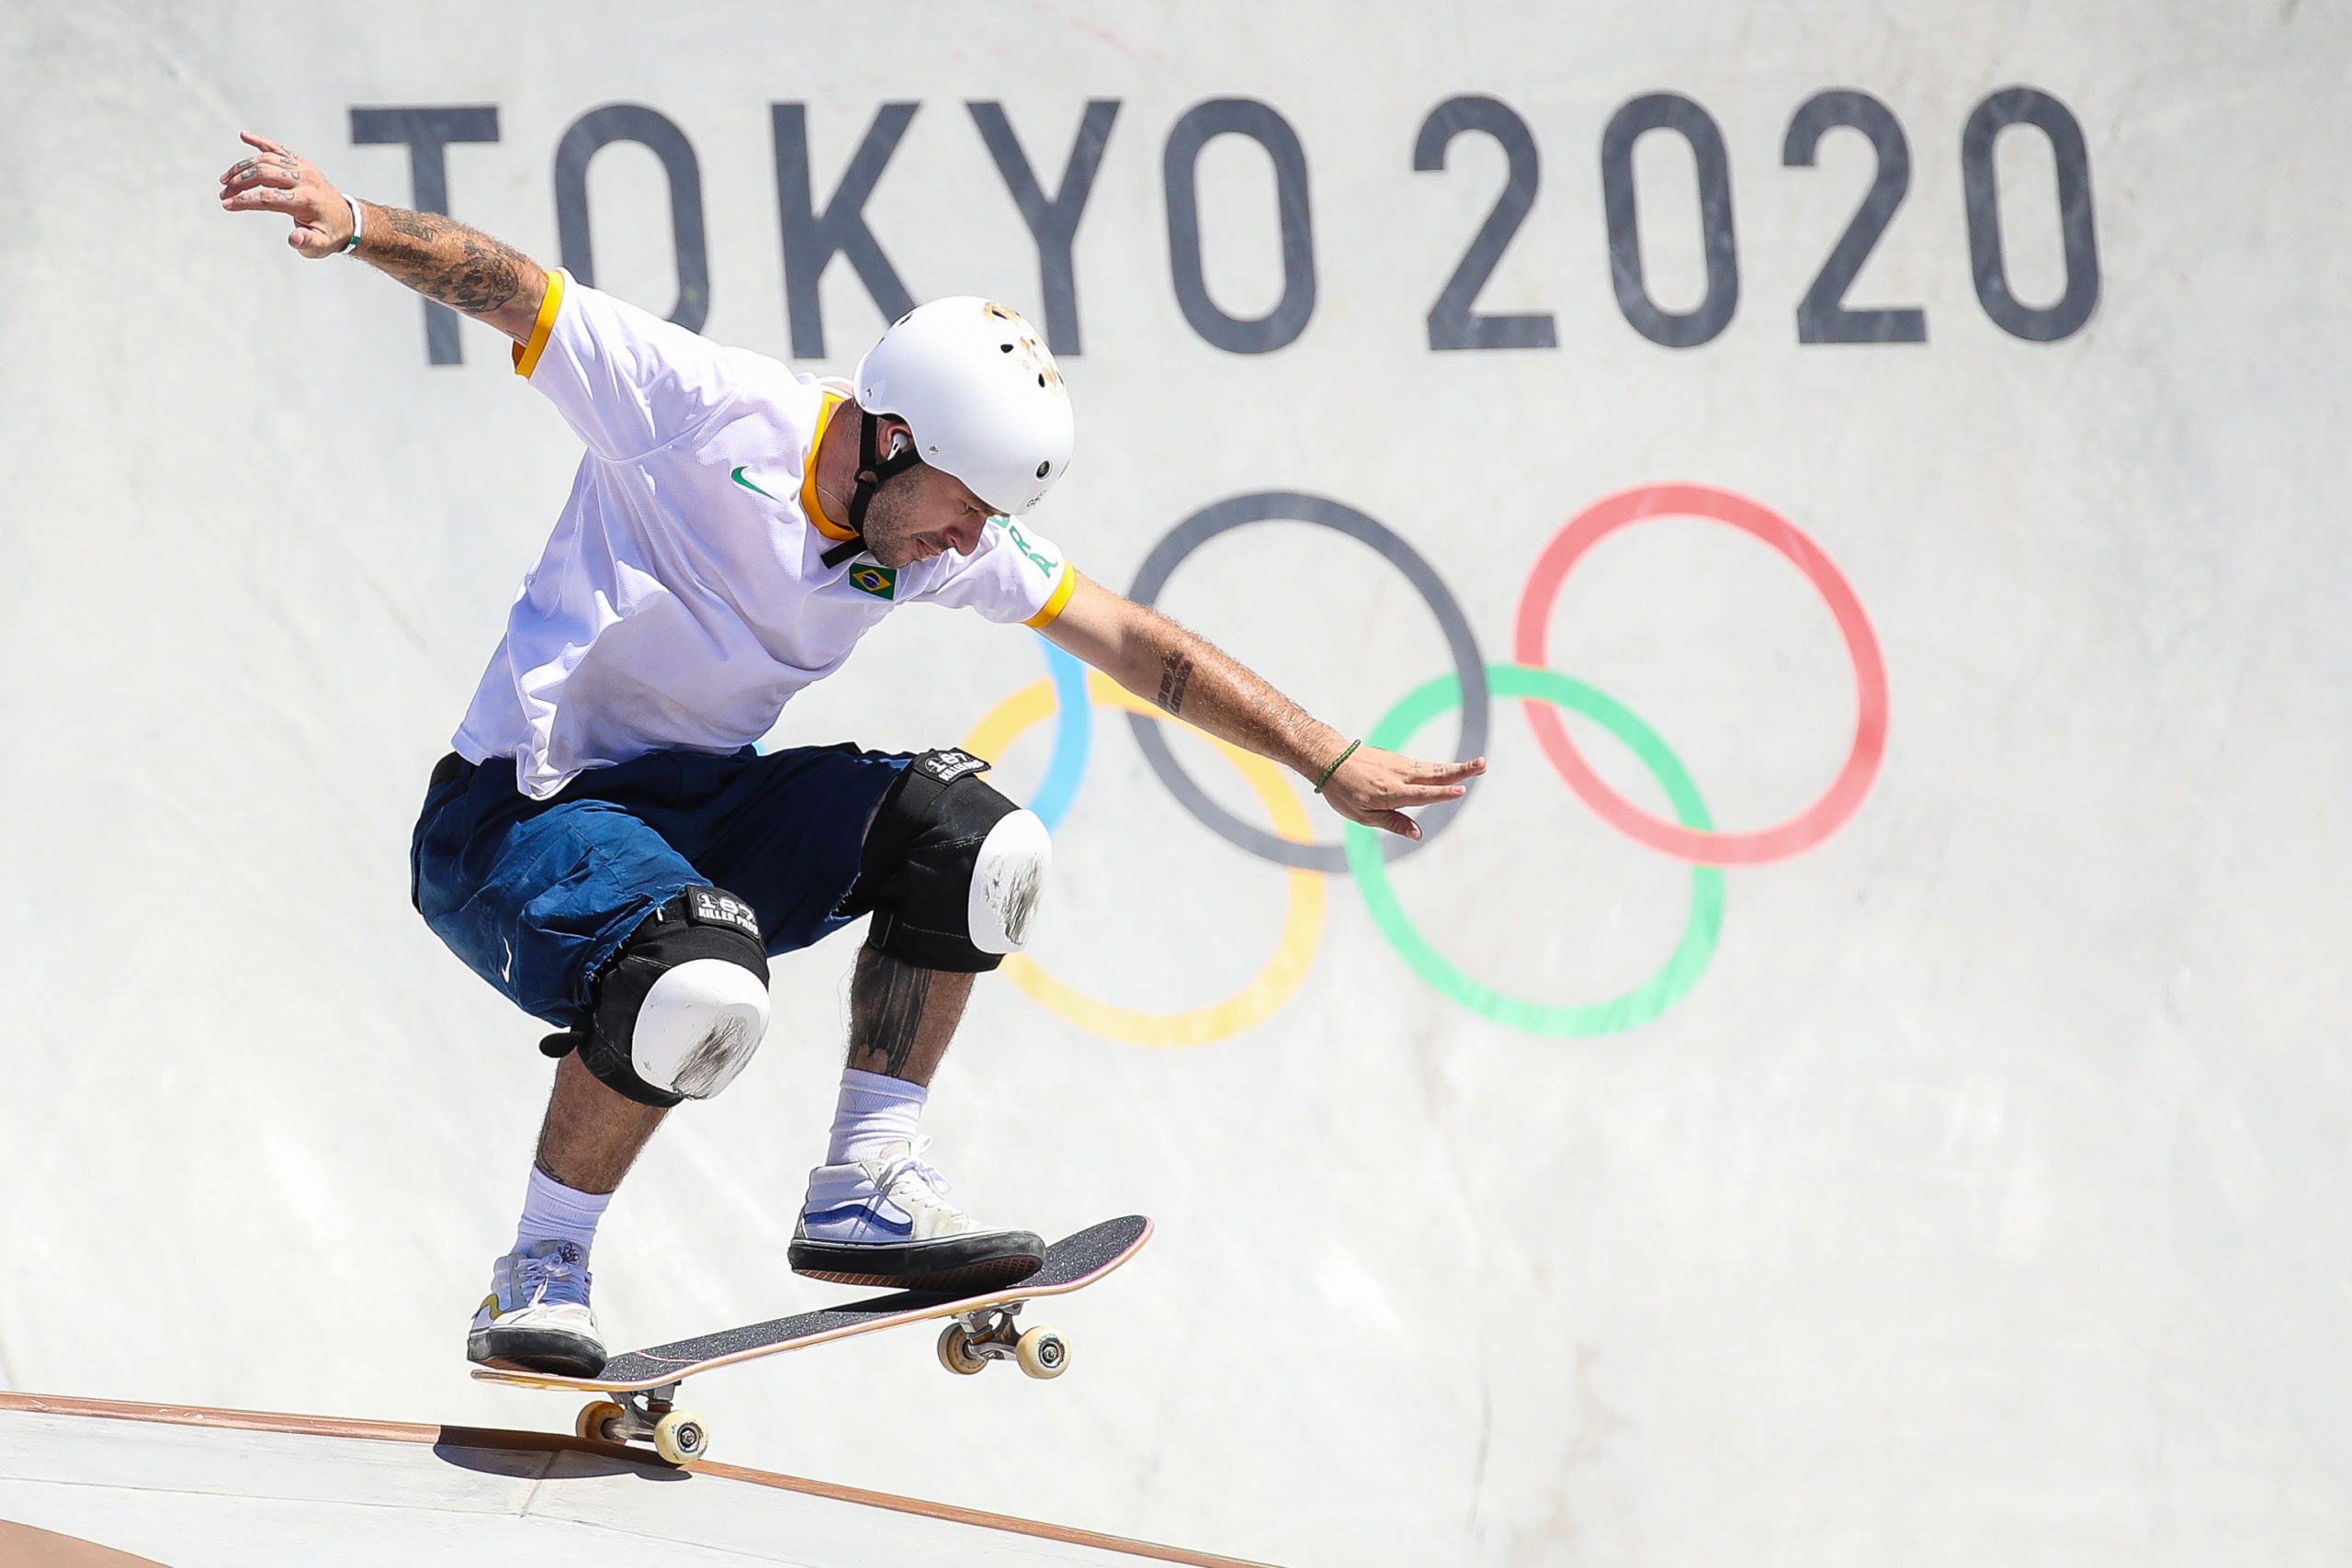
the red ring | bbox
[1512,483,1888,866]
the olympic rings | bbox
[1512,483,1888,865]
[960,668,1326,1048]
[950,482,1883,1046]
[1023,642,1093,831]
[1124,491,1488,874]
[1346,666,1724,1035]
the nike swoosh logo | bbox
[731,466,780,501]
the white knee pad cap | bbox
[631,958,773,1100]
[967,807,1051,953]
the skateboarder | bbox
[221,130,1483,1377]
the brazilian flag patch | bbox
[846,563,897,600]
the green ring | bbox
[1344,665,1725,1036]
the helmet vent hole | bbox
[1035,373,1046,387]
[1036,461,1050,478]
[1000,343,1013,352]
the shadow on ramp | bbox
[429,1425,691,1483]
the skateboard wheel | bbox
[575,1400,627,1443]
[937,1322,988,1376]
[653,1409,709,1464]
[1014,1325,1069,1380]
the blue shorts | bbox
[411,744,909,1028]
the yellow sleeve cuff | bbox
[1023,562,1078,628]
[511,267,567,378]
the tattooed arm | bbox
[350,206,545,343]
[1040,570,1484,840]
[218,130,547,344]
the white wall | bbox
[2,3,2348,1563]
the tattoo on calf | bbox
[1155,649,1196,716]
[849,950,934,1081]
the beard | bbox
[854,474,930,568]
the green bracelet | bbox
[1313,739,1361,794]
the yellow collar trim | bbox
[800,394,858,541]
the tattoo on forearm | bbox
[1127,606,1335,774]
[366,207,528,315]
[849,949,933,1080]
[1155,648,1196,716]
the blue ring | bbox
[1024,635,1093,831]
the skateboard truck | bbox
[575,1382,709,1464]
[572,1310,1069,1464]
[935,1300,1070,1380]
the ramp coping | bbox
[0,1390,1277,1568]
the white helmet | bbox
[853,298,1074,515]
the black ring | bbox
[1125,491,1487,873]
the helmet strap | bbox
[823,408,925,569]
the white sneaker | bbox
[466,1238,605,1377]
[789,1140,1045,1293]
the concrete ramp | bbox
[0,1393,1267,1568]
[5,1,2351,1562]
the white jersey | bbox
[454,272,1077,799]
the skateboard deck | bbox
[471,1215,1150,1461]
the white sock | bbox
[514,1165,611,1258]
[827,1067,927,1164]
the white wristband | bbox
[341,193,365,255]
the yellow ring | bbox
[961,671,1326,1047]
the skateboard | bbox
[470,1214,1151,1462]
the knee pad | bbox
[573,887,773,1108]
[841,749,1052,973]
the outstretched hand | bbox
[1317,744,1487,840]
[219,130,352,257]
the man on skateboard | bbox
[220,130,1484,1378]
